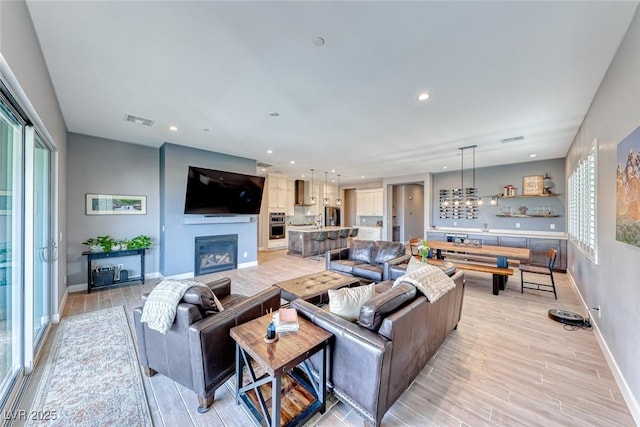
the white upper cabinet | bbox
[356,188,383,216]
[285,179,295,216]
[267,174,287,211]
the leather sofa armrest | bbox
[326,247,350,269]
[383,254,412,281]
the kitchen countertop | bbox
[429,227,568,239]
[288,226,353,233]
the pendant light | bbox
[335,174,342,206]
[309,169,316,205]
[323,171,330,206]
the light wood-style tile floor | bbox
[14,250,636,426]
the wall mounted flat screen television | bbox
[184,166,265,215]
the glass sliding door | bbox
[32,135,52,350]
[0,99,24,398]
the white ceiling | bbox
[26,1,638,184]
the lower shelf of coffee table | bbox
[240,364,321,427]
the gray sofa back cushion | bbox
[358,283,417,331]
[373,241,406,264]
[349,240,375,263]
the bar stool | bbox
[338,229,350,248]
[326,230,340,252]
[312,231,328,257]
[348,228,359,246]
[520,248,558,299]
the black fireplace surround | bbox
[194,234,238,276]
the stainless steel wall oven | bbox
[269,212,286,239]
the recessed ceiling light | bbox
[417,92,430,101]
[443,166,448,169]
[331,179,335,183]
[301,174,305,178]
[290,160,295,164]
[169,126,178,131]
[361,176,365,179]
[261,168,266,171]
[530,154,537,158]
[331,169,336,173]
[267,150,273,154]
[312,36,325,47]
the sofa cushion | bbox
[358,283,417,331]
[349,240,375,263]
[329,259,363,275]
[352,264,384,282]
[328,283,376,322]
[373,241,406,264]
[183,285,225,316]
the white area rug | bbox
[27,306,152,427]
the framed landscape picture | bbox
[86,194,146,215]
[616,127,640,248]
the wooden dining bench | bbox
[427,258,513,295]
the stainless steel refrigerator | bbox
[325,207,341,226]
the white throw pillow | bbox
[328,283,376,322]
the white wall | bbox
[565,6,640,422]
[0,0,67,306]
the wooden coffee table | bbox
[230,313,332,427]
[274,270,361,305]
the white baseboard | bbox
[239,260,258,269]
[53,288,68,323]
[567,272,640,424]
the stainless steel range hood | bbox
[294,180,312,206]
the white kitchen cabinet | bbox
[268,174,287,211]
[285,179,295,216]
[356,188,383,216]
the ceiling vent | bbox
[257,162,272,168]
[125,114,155,126]
[500,136,525,144]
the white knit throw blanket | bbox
[393,264,455,303]
[140,279,208,334]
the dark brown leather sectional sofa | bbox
[292,271,465,427]
[326,239,407,282]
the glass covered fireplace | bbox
[194,234,238,276]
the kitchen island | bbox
[287,226,353,258]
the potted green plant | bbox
[128,235,151,249]
[82,237,102,252]
[96,235,116,252]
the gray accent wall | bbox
[159,143,259,277]
[432,158,566,232]
[66,133,159,285]
[565,6,640,420]
[1,0,68,306]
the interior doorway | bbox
[343,189,357,226]
[391,183,424,243]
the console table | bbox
[82,248,146,293]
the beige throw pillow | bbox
[328,283,376,322]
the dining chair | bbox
[520,248,558,299]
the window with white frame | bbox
[568,141,597,262]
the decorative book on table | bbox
[273,308,299,332]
